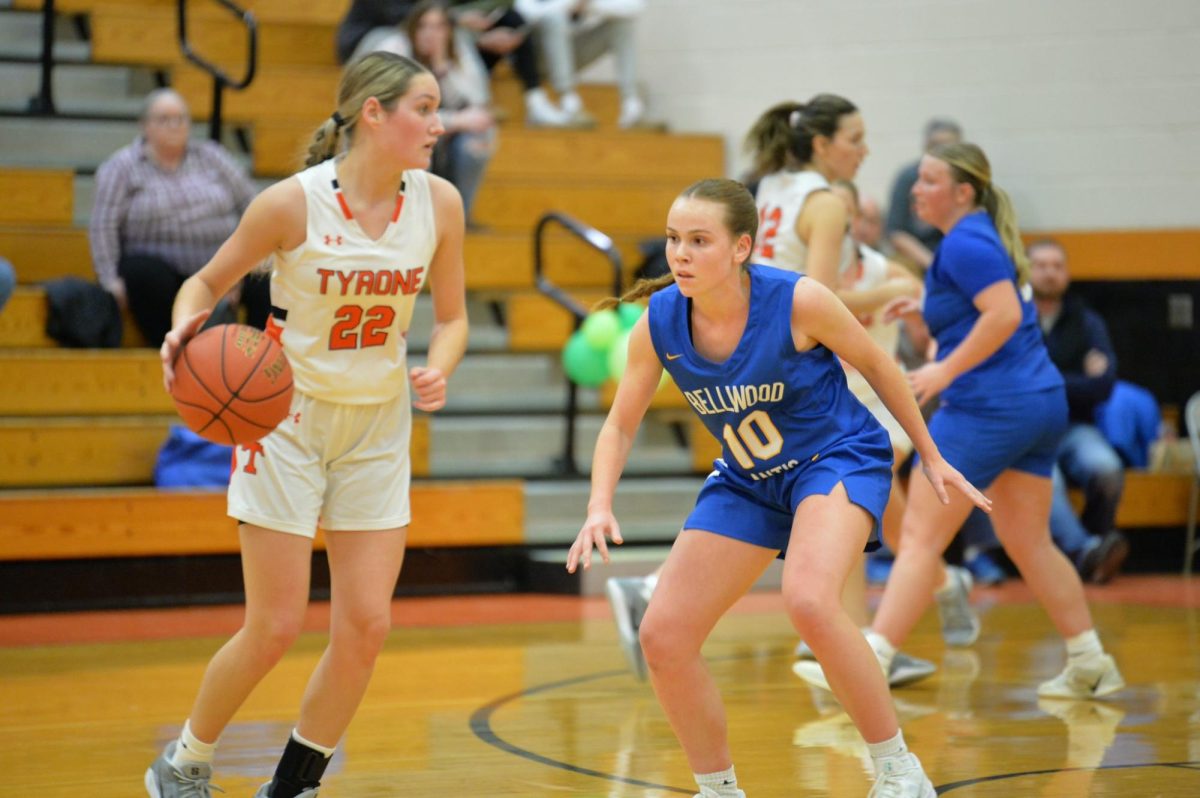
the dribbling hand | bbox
[160,309,211,394]
[921,454,992,513]
[410,366,447,411]
[566,510,623,573]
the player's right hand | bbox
[566,510,623,573]
[160,309,210,394]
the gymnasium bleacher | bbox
[0,0,1192,613]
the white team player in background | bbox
[148,52,468,798]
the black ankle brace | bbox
[269,735,331,797]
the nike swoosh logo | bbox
[666,353,683,361]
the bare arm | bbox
[889,230,934,271]
[795,190,847,290]
[566,315,662,572]
[793,279,991,510]
[411,176,470,412]
[907,280,1021,405]
[161,179,303,391]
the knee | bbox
[638,612,695,673]
[335,611,393,662]
[782,584,839,638]
[247,614,305,664]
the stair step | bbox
[523,477,700,544]
[0,62,152,116]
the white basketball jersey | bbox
[753,170,856,276]
[842,243,902,401]
[268,159,437,404]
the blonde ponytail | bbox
[303,51,428,168]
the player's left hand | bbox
[410,366,447,411]
[921,454,992,512]
[906,361,952,405]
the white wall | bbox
[622,0,1200,231]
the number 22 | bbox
[329,305,396,350]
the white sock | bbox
[864,629,897,669]
[694,765,742,797]
[292,728,336,758]
[934,567,954,595]
[1066,629,1103,660]
[867,730,910,776]
[172,719,217,767]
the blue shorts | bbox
[684,431,893,556]
[919,387,1067,489]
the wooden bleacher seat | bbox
[0,287,146,347]
[12,0,350,27]
[0,169,73,226]
[0,479,523,560]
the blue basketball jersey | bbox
[648,266,886,485]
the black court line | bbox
[470,658,1199,795]
[936,760,1200,793]
[469,668,693,794]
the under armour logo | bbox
[293,412,302,424]
[324,234,343,246]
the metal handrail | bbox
[177,0,257,142]
[30,0,57,114]
[532,212,624,476]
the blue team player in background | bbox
[794,141,1126,706]
[566,178,990,798]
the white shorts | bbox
[228,391,412,538]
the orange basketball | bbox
[170,324,294,446]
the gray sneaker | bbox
[253,784,318,797]
[144,742,223,797]
[935,565,980,646]
[795,640,935,687]
[605,576,653,680]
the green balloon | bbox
[562,330,610,387]
[616,302,644,330]
[607,330,632,380]
[581,309,621,350]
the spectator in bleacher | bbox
[515,0,646,128]
[0,257,14,313]
[886,117,962,271]
[336,0,417,63]
[854,194,886,253]
[448,0,574,126]
[1030,238,1130,583]
[408,0,497,225]
[88,88,268,346]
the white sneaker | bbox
[869,753,936,797]
[793,639,888,692]
[618,96,645,129]
[253,783,318,797]
[605,576,652,680]
[935,565,980,647]
[1037,653,1125,700]
[524,88,570,127]
[795,639,935,688]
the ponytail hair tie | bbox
[331,111,346,129]
[788,107,804,128]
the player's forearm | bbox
[939,308,1019,384]
[425,316,469,378]
[587,421,635,514]
[861,355,939,463]
[172,274,220,327]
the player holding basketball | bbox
[793,142,1125,702]
[149,52,467,798]
[567,178,990,798]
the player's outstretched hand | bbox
[921,454,992,513]
[410,366,447,412]
[160,309,210,394]
[567,510,623,573]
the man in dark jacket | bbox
[1031,239,1129,583]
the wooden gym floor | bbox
[1,576,1198,797]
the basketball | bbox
[170,324,294,446]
